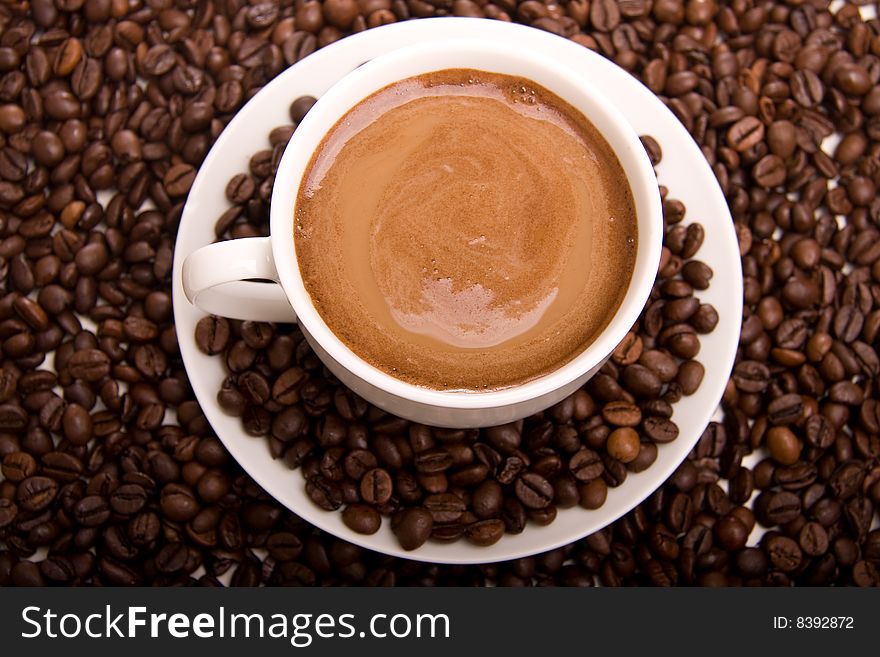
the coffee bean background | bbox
[1,0,879,586]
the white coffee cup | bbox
[182,38,663,428]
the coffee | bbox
[295,69,638,391]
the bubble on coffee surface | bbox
[389,277,559,349]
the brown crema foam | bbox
[295,69,637,391]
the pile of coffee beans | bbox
[1,0,879,586]
[200,126,715,550]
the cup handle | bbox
[181,237,297,322]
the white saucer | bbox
[171,18,742,565]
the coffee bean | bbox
[485,423,520,453]
[17,475,58,512]
[677,361,704,395]
[342,504,381,535]
[2,451,37,482]
[359,468,392,505]
[642,417,679,443]
[791,69,824,107]
[414,448,452,474]
[62,403,92,446]
[226,173,255,204]
[143,45,176,76]
[515,472,553,509]
[798,521,829,557]
[0,499,18,529]
[73,495,110,527]
[11,561,46,587]
[622,364,662,397]
[834,64,871,96]
[640,135,662,165]
[767,394,804,425]
[470,479,502,519]
[339,449,374,481]
[195,316,230,355]
[602,401,642,426]
[41,452,83,483]
[578,479,608,509]
[466,519,505,547]
[590,0,621,31]
[160,483,199,522]
[392,507,432,551]
[727,116,764,152]
[829,462,865,500]
[67,349,109,382]
[569,448,603,482]
[110,484,147,515]
[755,491,801,526]
[290,96,317,123]
[163,163,196,197]
[424,493,465,524]
[753,154,786,188]
[692,304,720,334]
[764,535,802,572]
[269,367,305,406]
[766,427,801,465]
[714,515,748,551]
[606,428,640,463]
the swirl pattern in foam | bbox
[295,69,637,391]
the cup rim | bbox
[270,37,663,410]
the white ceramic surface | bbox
[182,37,663,428]
[171,18,742,564]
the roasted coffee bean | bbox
[290,96,318,123]
[466,519,505,547]
[423,493,465,524]
[164,164,196,197]
[16,476,58,512]
[767,394,804,425]
[799,521,829,557]
[515,473,553,509]
[195,316,231,355]
[774,462,816,491]
[305,475,343,511]
[727,116,764,152]
[67,349,110,382]
[342,504,381,535]
[359,468,392,505]
[2,452,37,482]
[714,515,749,551]
[568,448,603,482]
[602,401,642,427]
[160,484,199,522]
[472,479,503,519]
[766,427,802,466]
[110,484,147,515]
[755,491,802,526]
[0,499,19,529]
[829,462,865,500]
[392,507,432,551]
[341,449,376,480]
[764,535,802,572]
[642,417,679,443]
[62,403,92,446]
[73,495,110,527]
[606,428,640,463]
[0,404,28,430]
[414,448,452,473]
